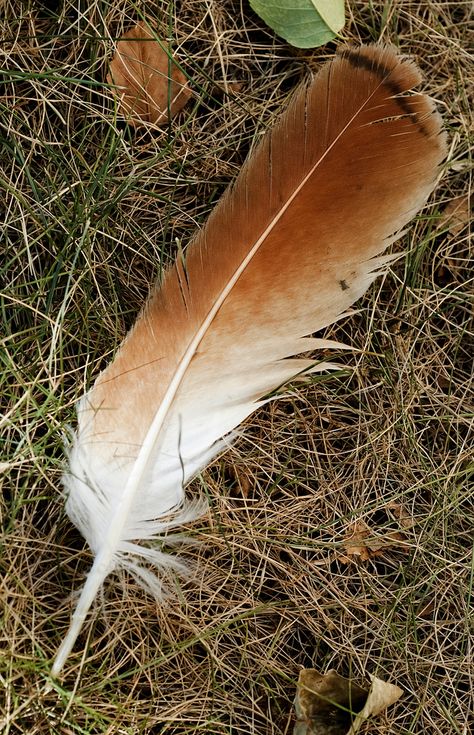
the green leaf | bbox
[250,0,345,49]
[310,0,345,34]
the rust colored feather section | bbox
[90,45,444,453]
[54,45,446,676]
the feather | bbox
[52,44,446,676]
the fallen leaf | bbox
[438,194,472,237]
[294,668,402,735]
[250,0,345,49]
[227,463,251,498]
[338,519,408,564]
[294,669,367,735]
[416,598,437,619]
[311,1,345,34]
[212,81,245,98]
[348,676,403,734]
[385,501,415,530]
[107,22,191,127]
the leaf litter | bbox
[294,669,403,735]
[107,21,192,127]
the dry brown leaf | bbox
[348,675,403,734]
[385,501,415,529]
[438,194,472,237]
[294,669,402,735]
[294,669,368,735]
[416,598,437,619]
[338,519,408,564]
[107,21,191,127]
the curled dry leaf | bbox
[438,194,472,237]
[338,518,408,564]
[385,501,415,530]
[434,194,471,287]
[107,21,191,127]
[294,668,402,735]
[294,669,368,735]
[348,676,403,734]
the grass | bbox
[0,0,472,733]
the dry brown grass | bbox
[1,1,472,733]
